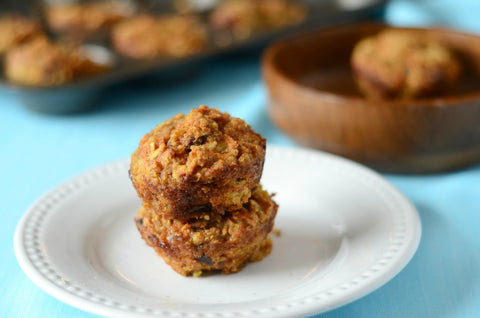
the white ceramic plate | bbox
[15,146,421,318]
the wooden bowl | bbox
[262,23,480,173]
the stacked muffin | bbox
[130,105,278,276]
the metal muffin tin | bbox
[0,0,387,114]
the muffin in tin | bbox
[210,0,306,39]
[45,0,135,40]
[111,14,208,59]
[4,37,110,86]
[0,14,43,54]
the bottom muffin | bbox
[135,185,278,276]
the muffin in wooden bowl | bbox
[262,23,480,173]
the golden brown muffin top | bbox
[137,105,266,185]
[351,29,462,99]
[111,14,207,58]
[210,0,306,39]
[0,14,43,54]
[4,37,109,86]
[46,0,134,39]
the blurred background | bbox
[2,0,480,317]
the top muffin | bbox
[130,105,266,221]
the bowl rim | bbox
[262,22,480,108]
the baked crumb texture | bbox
[130,105,278,276]
[136,185,277,276]
[351,29,462,99]
[130,105,267,220]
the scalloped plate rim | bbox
[14,145,422,318]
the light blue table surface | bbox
[2,1,480,317]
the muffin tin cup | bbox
[0,0,387,113]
